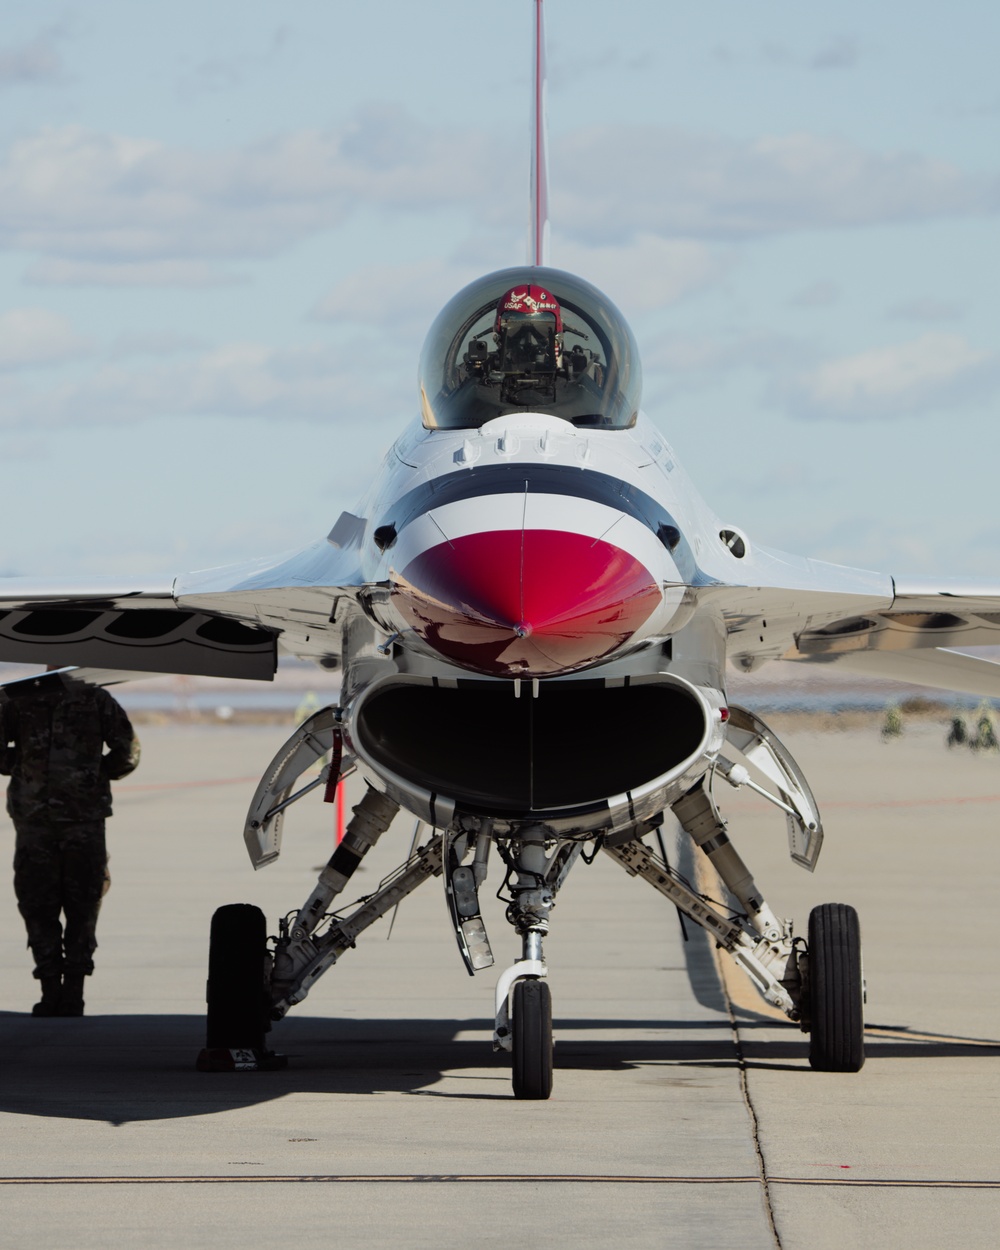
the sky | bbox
[1,0,998,584]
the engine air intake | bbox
[354,677,705,818]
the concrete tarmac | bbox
[1,717,998,1248]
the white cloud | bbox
[723,460,836,500]
[0,112,512,267]
[644,330,807,380]
[25,258,247,287]
[312,258,481,329]
[0,24,67,88]
[548,47,655,87]
[782,513,948,576]
[177,26,290,97]
[0,435,49,461]
[1,114,994,279]
[789,281,840,308]
[554,235,728,312]
[888,297,964,323]
[0,308,92,370]
[774,333,999,420]
[716,35,861,72]
[640,327,1000,425]
[109,333,208,360]
[810,36,860,70]
[639,330,813,413]
[312,237,727,337]
[0,336,412,430]
[554,129,996,243]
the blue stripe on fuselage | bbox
[378,462,699,583]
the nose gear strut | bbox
[491,826,573,1100]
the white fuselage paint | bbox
[355,412,707,666]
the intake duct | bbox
[352,675,707,819]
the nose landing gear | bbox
[492,827,573,1100]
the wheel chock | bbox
[196,1047,288,1072]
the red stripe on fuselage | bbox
[393,529,661,677]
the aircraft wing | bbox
[708,548,1000,698]
[0,518,368,683]
[792,645,1000,700]
[786,578,1000,699]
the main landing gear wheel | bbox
[206,903,270,1052]
[808,903,865,1073]
[512,977,553,1100]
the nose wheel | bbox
[512,977,553,1100]
[807,902,865,1072]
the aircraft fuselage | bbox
[334,410,733,838]
[361,410,717,679]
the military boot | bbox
[31,976,63,1017]
[58,974,86,1017]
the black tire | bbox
[808,903,864,1072]
[512,977,553,1100]
[206,904,270,1050]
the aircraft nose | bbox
[392,527,662,677]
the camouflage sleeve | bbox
[98,690,141,781]
[0,701,14,775]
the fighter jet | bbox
[3,1,1000,1097]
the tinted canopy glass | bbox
[419,267,642,431]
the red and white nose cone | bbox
[392,528,661,677]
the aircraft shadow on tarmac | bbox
[1,1010,998,1124]
[730,1023,1000,1074]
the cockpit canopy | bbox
[419,267,642,431]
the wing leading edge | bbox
[0,526,369,682]
[0,575,278,681]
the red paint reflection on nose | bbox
[393,529,661,676]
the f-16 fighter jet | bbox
[3,1,1000,1097]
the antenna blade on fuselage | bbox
[529,0,550,266]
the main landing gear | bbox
[199,903,287,1071]
[806,903,865,1072]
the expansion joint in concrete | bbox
[720,966,783,1250]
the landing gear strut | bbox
[608,759,864,1073]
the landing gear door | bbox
[243,706,341,869]
[443,831,495,975]
[721,704,824,872]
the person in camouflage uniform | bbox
[0,672,140,1017]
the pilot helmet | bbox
[494,284,563,335]
[494,284,563,375]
